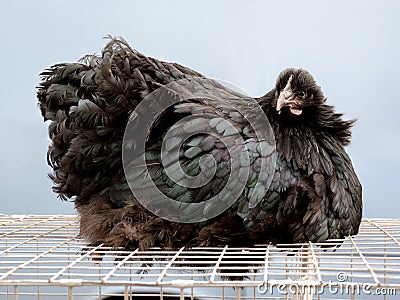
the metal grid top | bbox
[0,215,399,291]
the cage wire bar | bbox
[0,215,399,300]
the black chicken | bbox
[37,37,362,250]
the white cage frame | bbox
[0,215,399,299]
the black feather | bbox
[37,38,362,250]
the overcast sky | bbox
[0,0,399,218]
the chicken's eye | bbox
[298,91,307,98]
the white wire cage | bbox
[0,215,399,300]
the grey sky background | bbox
[0,0,398,217]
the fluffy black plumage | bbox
[37,38,362,250]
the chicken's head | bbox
[274,68,324,116]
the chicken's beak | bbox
[276,92,295,112]
[276,74,295,113]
